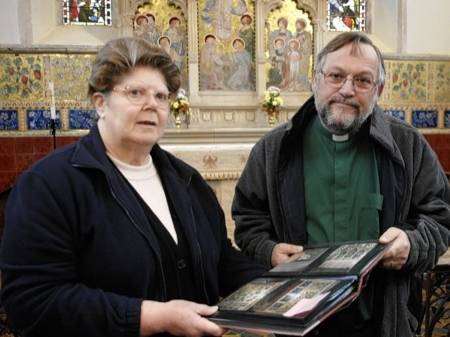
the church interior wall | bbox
[0,0,449,230]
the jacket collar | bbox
[70,125,197,184]
[286,96,405,167]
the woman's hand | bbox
[140,300,226,337]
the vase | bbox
[267,108,280,127]
[174,114,182,128]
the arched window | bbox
[327,0,366,31]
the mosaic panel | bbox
[328,0,366,31]
[0,110,19,130]
[45,54,95,102]
[384,109,405,121]
[412,110,438,128]
[390,62,428,103]
[434,62,450,103]
[69,109,96,129]
[132,1,188,90]
[265,1,313,92]
[63,0,112,26]
[27,110,61,130]
[445,111,450,128]
[198,0,255,91]
[0,54,45,101]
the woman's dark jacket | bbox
[0,126,265,337]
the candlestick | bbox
[48,81,56,120]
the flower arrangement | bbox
[262,86,283,126]
[170,89,190,128]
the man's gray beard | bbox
[315,96,377,136]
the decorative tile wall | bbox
[0,110,19,130]
[384,109,405,121]
[69,109,96,129]
[412,110,438,128]
[26,109,61,130]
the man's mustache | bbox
[329,96,360,109]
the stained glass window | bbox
[63,0,112,26]
[328,0,366,31]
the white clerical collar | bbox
[332,134,349,142]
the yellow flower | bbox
[173,102,180,109]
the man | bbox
[233,32,449,337]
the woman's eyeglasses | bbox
[112,85,170,105]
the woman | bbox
[0,37,265,337]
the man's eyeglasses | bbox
[319,70,379,92]
[112,85,170,106]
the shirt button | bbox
[177,259,186,270]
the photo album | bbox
[209,241,388,336]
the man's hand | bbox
[140,300,226,337]
[379,227,411,270]
[271,243,303,267]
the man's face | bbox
[312,43,383,135]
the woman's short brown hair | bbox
[88,37,181,99]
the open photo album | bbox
[209,240,388,336]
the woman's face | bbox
[96,67,170,150]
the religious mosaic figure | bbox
[133,13,160,46]
[201,0,248,40]
[200,34,225,90]
[269,17,293,55]
[163,16,186,72]
[226,38,254,91]
[268,37,286,86]
[238,14,255,60]
[281,39,302,90]
[294,18,312,85]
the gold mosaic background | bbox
[0,52,449,131]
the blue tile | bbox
[69,109,96,129]
[412,110,438,128]
[26,109,61,130]
[445,110,450,128]
[384,109,405,121]
[0,110,19,130]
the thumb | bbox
[283,244,303,254]
[379,227,400,244]
[196,304,219,317]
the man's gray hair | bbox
[315,32,386,86]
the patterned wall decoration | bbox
[69,109,97,129]
[384,109,405,121]
[390,62,428,103]
[27,109,61,130]
[0,110,19,130]
[198,0,255,91]
[434,62,450,103]
[0,54,45,101]
[265,0,313,92]
[45,54,95,102]
[412,110,438,128]
[132,1,188,90]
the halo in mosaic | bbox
[63,0,112,26]
[328,0,366,31]
[445,110,450,128]
[0,54,45,101]
[27,109,62,130]
[45,54,95,102]
[69,109,97,129]
[412,110,437,128]
[384,109,405,121]
[434,62,450,103]
[0,110,19,130]
[390,62,428,103]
